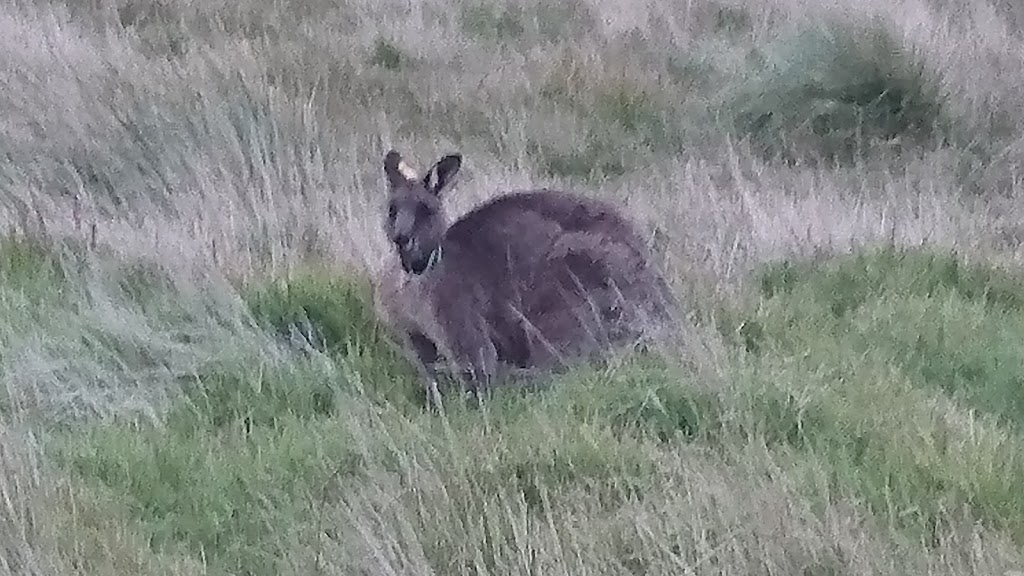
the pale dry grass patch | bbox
[4,0,1019,286]
[601,146,1021,307]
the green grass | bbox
[51,409,360,575]
[746,247,1024,427]
[41,265,388,575]
[725,246,1024,542]
[33,244,1024,573]
[240,268,420,405]
[0,235,75,307]
[46,353,686,574]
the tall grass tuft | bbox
[729,16,945,166]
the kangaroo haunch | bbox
[376,150,675,408]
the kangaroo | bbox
[377,149,675,409]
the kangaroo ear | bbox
[423,154,462,196]
[384,149,419,189]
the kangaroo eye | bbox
[388,205,397,221]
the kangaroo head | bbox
[383,149,462,274]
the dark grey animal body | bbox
[378,150,675,407]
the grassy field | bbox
[3,0,1024,574]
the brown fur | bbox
[377,150,675,407]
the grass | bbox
[18,241,1024,574]
[728,16,946,165]
[4,0,1024,574]
[750,248,1024,429]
